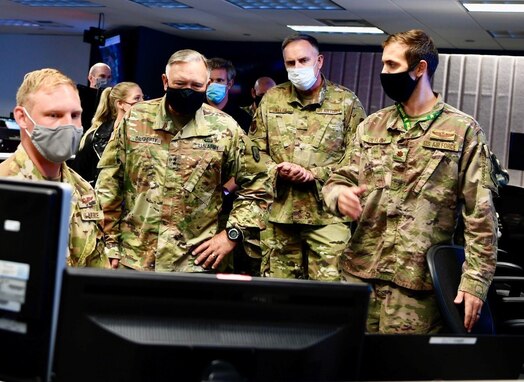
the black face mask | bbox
[165,87,206,115]
[380,71,420,103]
[254,95,264,107]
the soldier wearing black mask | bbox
[323,29,500,335]
[96,49,272,274]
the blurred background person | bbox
[242,76,276,117]
[71,82,143,186]
[78,63,112,134]
[206,57,252,133]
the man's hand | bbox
[110,258,119,269]
[454,291,484,332]
[337,185,367,220]
[276,162,314,183]
[192,230,236,270]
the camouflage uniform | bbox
[96,97,271,272]
[241,104,256,118]
[323,95,498,333]
[250,76,366,280]
[0,145,108,268]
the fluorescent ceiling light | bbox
[11,0,101,6]
[227,0,342,10]
[0,19,40,27]
[164,22,213,31]
[463,2,524,12]
[129,0,191,8]
[288,25,384,34]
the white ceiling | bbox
[1,0,524,52]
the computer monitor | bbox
[360,333,524,380]
[54,270,370,382]
[99,34,123,85]
[0,178,71,382]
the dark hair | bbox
[383,29,439,78]
[282,33,320,53]
[207,57,236,82]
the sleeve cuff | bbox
[459,276,490,301]
[104,245,121,260]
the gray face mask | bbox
[23,108,83,163]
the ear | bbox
[416,60,428,78]
[251,88,256,98]
[317,54,324,71]
[13,106,29,130]
[227,79,234,91]
[161,74,168,91]
[116,100,125,111]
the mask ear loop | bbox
[21,107,36,137]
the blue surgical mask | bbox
[95,77,108,89]
[206,83,228,104]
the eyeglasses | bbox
[122,98,143,106]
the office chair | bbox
[491,275,524,333]
[427,244,495,334]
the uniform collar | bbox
[387,93,445,132]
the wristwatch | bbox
[226,227,243,242]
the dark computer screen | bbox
[0,178,71,382]
[360,333,524,380]
[99,34,123,85]
[54,270,370,382]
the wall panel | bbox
[323,51,524,187]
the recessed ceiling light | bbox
[287,25,384,34]
[164,22,213,31]
[129,0,191,8]
[462,2,524,12]
[226,0,342,10]
[0,19,40,27]
[488,30,524,38]
[10,0,101,6]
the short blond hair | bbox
[16,68,77,109]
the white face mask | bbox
[23,108,84,163]
[287,63,318,91]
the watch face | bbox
[228,228,240,241]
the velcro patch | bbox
[316,109,341,115]
[268,108,293,114]
[423,140,460,151]
[130,135,161,144]
[430,129,456,141]
[362,135,392,144]
[80,210,103,221]
[193,143,220,150]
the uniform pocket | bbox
[360,135,392,191]
[413,149,459,203]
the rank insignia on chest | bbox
[393,148,408,162]
[78,194,96,208]
[168,156,180,170]
[252,146,260,162]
